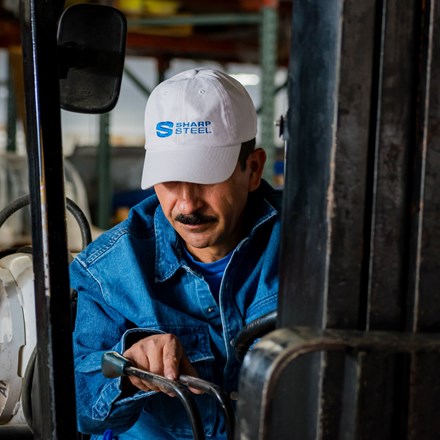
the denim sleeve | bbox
[70,258,161,435]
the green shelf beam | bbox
[127,13,261,27]
[260,6,279,183]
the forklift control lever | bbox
[102,351,205,439]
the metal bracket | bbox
[236,327,440,439]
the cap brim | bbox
[141,144,241,189]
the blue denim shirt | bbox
[71,180,281,439]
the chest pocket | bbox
[141,324,217,438]
[177,325,215,364]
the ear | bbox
[247,148,267,192]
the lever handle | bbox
[101,351,205,439]
[102,351,133,378]
[180,375,235,440]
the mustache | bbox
[174,213,216,225]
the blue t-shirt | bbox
[182,246,232,303]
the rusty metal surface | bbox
[238,0,440,438]
[237,327,440,440]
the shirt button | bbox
[207,306,216,313]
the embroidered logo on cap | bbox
[156,120,212,138]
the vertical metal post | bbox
[260,2,278,183]
[97,111,111,230]
[277,4,345,436]
[157,57,170,84]
[405,1,440,437]
[19,0,77,438]
[7,55,17,153]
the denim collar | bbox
[154,206,182,282]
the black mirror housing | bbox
[57,4,127,114]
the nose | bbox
[176,183,203,214]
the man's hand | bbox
[123,334,202,396]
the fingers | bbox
[124,341,160,393]
[127,374,159,393]
[123,334,198,396]
[180,356,204,395]
[162,337,181,381]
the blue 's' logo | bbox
[155,120,213,137]
[156,121,174,137]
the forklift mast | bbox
[20,0,77,437]
[10,1,126,438]
[237,1,440,439]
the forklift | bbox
[1,0,440,439]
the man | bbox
[71,67,282,439]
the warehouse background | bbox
[0,0,291,240]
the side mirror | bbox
[57,4,127,114]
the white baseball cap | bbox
[141,67,257,189]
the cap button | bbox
[185,69,199,78]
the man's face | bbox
[154,149,265,263]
